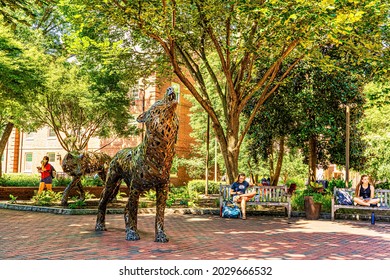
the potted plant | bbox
[302,182,327,219]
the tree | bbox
[287,63,367,183]
[59,1,390,182]
[244,87,297,185]
[26,60,138,152]
[359,82,390,181]
[0,0,54,27]
[246,56,368,185]
[0,23,48,176]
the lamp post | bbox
[342,103,356,188]
[345,105,350,187]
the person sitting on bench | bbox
[353,175,380,207]
[230,173,256,219]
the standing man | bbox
[37,156,54,193]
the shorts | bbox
[41,176,53,184]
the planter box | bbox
[0,186,129,200]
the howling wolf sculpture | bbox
[95,87,179,242]
[61,151,111,206]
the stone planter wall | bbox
[0,186,129,200]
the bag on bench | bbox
[221,200,242,218]
[336,189,353,205]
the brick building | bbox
[1,77,196,186]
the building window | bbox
[25,153,33,171]
[47,153,55,163]
[48,128,56,138]
[132,86,140,100]
[171,82,180,103]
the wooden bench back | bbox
[220,184,289,202]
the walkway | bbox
[0,208,389,260]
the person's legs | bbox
[46,184,52,191]
[353,197,379,206]
[38,182,45,193]
[368,198,380,206]
[240,197,249,219]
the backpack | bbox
[336,189,353,205]
[221,200,242,218]
[50,166,57,179]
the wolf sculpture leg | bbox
[61,176,81,206]
[155,184,169,243]
[95,172,121,231]
[77,180,85,201]
[124,187,141,241]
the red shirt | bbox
[41,163,53,179]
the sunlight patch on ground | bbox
[185,217,212,222]
[284,220,390,240]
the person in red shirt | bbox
[37,156,54,193]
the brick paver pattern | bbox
[0,209,389,260]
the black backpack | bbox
[50,166,57,179]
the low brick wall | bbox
[0,186,129,200]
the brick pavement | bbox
[0,208,389,260]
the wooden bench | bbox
[331,188,390,220]
[220,184,291,218]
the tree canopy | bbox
[76,0,389,182]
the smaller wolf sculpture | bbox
[61,151,111,206]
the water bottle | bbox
[371,212,375,225]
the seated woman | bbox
[230,173,256,219]
[353,175,380,207]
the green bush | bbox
[328,179,352,193]
[53,177,72,187]
[0,174,40,186]
[375,181,390,190]
[291,188,332,212]
[284,178,305,189]
[31,190,62,206]
[187,180,222,194]
[0,173,103,187]
[81,176,104,186]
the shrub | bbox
[31,190,62,206]
[284,178,305,189]
[328,179,351,193]
[8,194,18,204]
[68,200,86,209]
[0,174,40,186]
[375,181,390,190]
[81,176,104,186]
[291,188,332,212]
[53,177,72,187]
[0,173,103,187]
[187,180,222,194]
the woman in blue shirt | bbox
[230,173,256,219]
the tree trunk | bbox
[0,122,15,177]
[215,126,239,184]
[269,144,274,184]
[308,136,317,184]
[270,136,285,186]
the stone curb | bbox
[0,202,220,216]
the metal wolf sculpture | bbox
[61,151,111,206]
[95,87,179,242]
